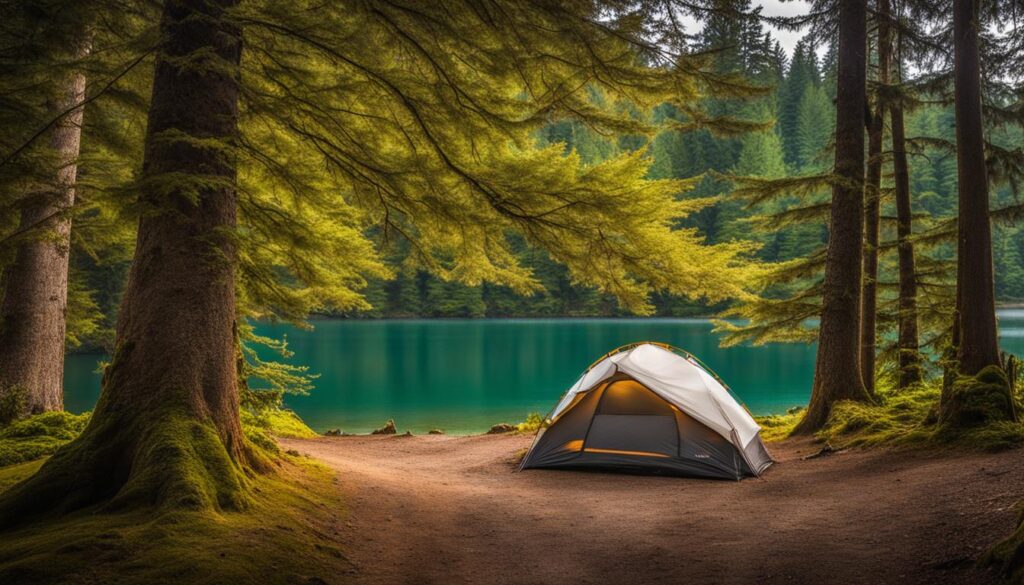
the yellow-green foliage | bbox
[230,0,769,320]
[515,412,547,434]
[0,412,90,467]
[0,457,352,585]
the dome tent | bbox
[520,342,773,480]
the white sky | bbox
[682,0,816,58]
[756,0,815,56]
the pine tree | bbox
[778,39,821,167]
[889,27,924,389]
[795,84,834,171]
[0,0,767,522]
[939,0,1012,426]
[0,5,91,418]
[793,0,872,434]
[861,2,887,395]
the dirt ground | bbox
[281,434,1024,585]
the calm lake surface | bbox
[64,311,1024,433]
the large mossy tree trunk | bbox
[939,0,1013,428]
[0,36,90,420]
[887,16,923,390]
[793,0,872,435]
[0,0,257,526]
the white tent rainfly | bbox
[520,342,773,480]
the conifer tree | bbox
[949,0,1000,377]
[0,4,92,418]
[795,85,834,171]
[0,0,766,522]
[888,17,923,388]
[792,0,873,434]
[861,4,887,395]
[778,40,821,167]
[937,0,1015,427]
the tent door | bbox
[580,378,680,458]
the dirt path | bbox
[281,434,1024,585]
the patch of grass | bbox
[241,408,317,456]
[0,412,91,467]
[0,459,44,493]
[0,456,352,585]
[754,407,804,442]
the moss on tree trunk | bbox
[0,0,262,526]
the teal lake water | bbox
[64,312,1024,433]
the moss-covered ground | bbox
[0,455,352,584]
[0,407,346,585]
[0,411,90,466]
[754,379,1024,451]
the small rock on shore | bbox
[372,419,398,435]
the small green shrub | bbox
[515,412,547,433]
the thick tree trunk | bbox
[938,0,1013,428]
[0,0,255,524]
[861,106,882,395]
[0,37,90,419]
[951,0,999,375]
[793,0,871,435]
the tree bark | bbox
[0,35,91,419]
[861,106,882,396]
[951,0,1000,375]
[793,0,871,435]
[0,0,255,524]
[890,79,923,388]
[879,0,923,389]
[861,4,888,396]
